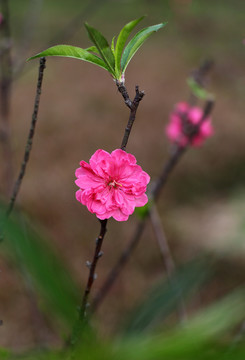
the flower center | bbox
[108,179,122,188]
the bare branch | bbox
[6,57,46,217]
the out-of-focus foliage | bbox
[123,257,211,335]
[3,288,245,359]
[0,205,80,332]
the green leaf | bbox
[114,16,145,79]
[187,77,210,100]
[111,36,116,54]
[121,23,167,74]
[84,23,116,76]
[0,206,80,331]
[28,44,110,72]
[85,45,100,54]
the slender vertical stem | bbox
[92,220,146,312]
[149,205,187,322]
[0,0,13,196]
[79,219,107,321]
[6,57,46,217]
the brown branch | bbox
[77,219,107,327]
[92,220,146,312]
[6,57,46,217]
[70,219,107,346]
[116,80,145,151]
[0,0,13,196]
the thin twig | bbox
[189,59,214,106]
[149,204,187,322]
[6,57,46,217]
[92,98,215,311]
[92,220,146,312]
[0,0,13,196]
[116,80,144,151]
[77,219,107,326]
[151,145,186,201]
[149,205,175,277]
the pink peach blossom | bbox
[166,102,214,147]
[75,149,150,221]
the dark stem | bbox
[92,99,215,311]
[79,219,107,320]
[92,220,145,312]
[0,0,13,196]
[6,57,46,217]
[71,219,107,345]
[116,80,144,151]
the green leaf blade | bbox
[114,16,145,79]
[28,44,110,72]
[111,36,116,54]
[121,22,167,74]
[84,23,116,76]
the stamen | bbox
[108,180,122,188]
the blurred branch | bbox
[0,0,13,196]
[149,204,187,323]
[189,59,214,106]
[6,57,46,217]
[191,59,214,88]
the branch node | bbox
[97,251,104,258]
[86,261,92,269]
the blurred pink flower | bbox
[166,102,214,147]
[75,149,150,221]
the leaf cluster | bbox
[28,17,166,81]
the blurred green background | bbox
[0,0,245,356]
